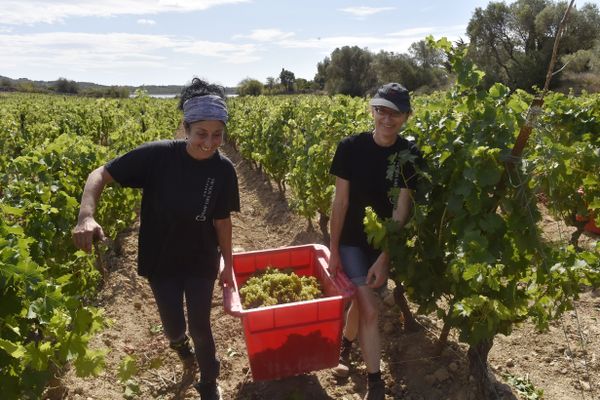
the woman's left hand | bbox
[366,254,389,289]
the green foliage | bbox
[81,86,131,98]
[0,92,178,398]
[364,38,600,355]
[466,0,600,90]
[227,94,371,230]
[239,267,323,309]
[237,78,264,96]
[315,41,451,96]
[503,373,544,400]
[530,90,600,229]
[324,46,377,96]
[118,355,138,382]
[372,40,449,93]
[53,78,79,94]
[279,68,296,93]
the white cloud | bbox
[339,6,395,17]
[279,36,408,51]
[277,29,464,54]
[1,0,250,25]
[233,29,295,42]
[174,41,260,63]
[388,25,467,38]
[387,27,437,38]
[137,19,156,25]
[0,32,172,70]
[0,31,261,73]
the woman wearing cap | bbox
[72,78,239,400]
[328,83,422,400]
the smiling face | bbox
[372,105,409,138]
[185,120,225,160]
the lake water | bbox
[149,94,178,98]
[147,93,238,98]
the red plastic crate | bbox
[222,244,355,381]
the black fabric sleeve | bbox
[213,163,240,219]
[329,138,352,180]
[105,141,164,188]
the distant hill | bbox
[0,75,237,96]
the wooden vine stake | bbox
[469,2,577,399]
[509,0,576,160]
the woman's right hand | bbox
[72,216,105,253]
[328,249,341,277]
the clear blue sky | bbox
[1,0,598,87]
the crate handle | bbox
[317,256,356,299]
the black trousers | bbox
[149,274,220,382]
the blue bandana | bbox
[183,95,229,124]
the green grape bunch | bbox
[239,267,323,309]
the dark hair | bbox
[178,77,226,111]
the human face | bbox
[372,105,409,138]
[185,120,225,160]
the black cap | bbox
[369,83,411,113]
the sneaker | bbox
[170,336,197,388]
[170,336,195,361]
[332,360,350,378]
[332,337,353,378]
[194,381,222,400]
[180,352,197,386]
[364,379,385,400]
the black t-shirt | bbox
[106,140,240,279]
[330,132,422,250]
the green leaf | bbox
[1,204,25,216]
[118,355,138,382]
[123,379,141,399]
[0,338,26,359]
[463,264,481,281]
[73,348,106,377]
[479,214,503,233]
[477,166,502,187]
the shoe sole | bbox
[332,364,350,378]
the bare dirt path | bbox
[57,144,599,400]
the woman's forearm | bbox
[330,177,350,252]
[77,166,113,222]
[214,217,233,267]
[392,188,414,227]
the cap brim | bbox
[369,97,410,112]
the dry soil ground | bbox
[54,143,599,400]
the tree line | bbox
[238,0,600,97]
[0,77,131,98]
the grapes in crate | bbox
[239,267,323,309]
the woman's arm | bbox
[214,217,234,287]
[393,188,414,227]
[329,177,350,276]
[72,166,114,253]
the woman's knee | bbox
[363,307,379,325]
[358,299,379,325]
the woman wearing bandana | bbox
[328,83,422,400]
[72,78,239,400]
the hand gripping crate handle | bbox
[220,260,243,317]
[316,255,356,300]
[223,281,243,317]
